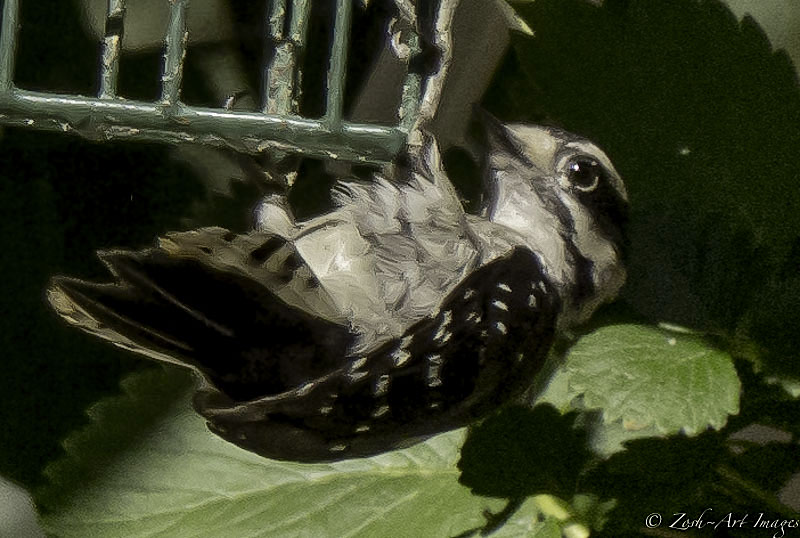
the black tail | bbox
[49,248,354,402]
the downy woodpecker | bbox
[48,116,628,461]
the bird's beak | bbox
[473,107,511,149]
[476,108,558,175]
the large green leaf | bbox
[540,325,740,449]
[37,367,575,537]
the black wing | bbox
[200,247,561,462]
[48,231,354,402]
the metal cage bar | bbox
[161,0,188,105]
[264,0,312,115]
[99,0,126,99]
[324,0,352,129]
[0,0,417,164]
[397,28,422,133]
[287,2,312,57]
[0,0,19,90]
[0,89,405,160]
[264,0,289,113]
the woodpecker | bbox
[47,115,628,462]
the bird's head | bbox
[481,116,629,326]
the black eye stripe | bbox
[281,253,303,273]
[555,154,629,250]
[576,179,629,248]
[249,237,286,263]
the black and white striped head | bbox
[482,119,629,326]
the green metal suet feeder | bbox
[0,0,431,164]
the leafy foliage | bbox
[575,360,800,536]
[459,405,591,499]
[540,324,740,454]
[39,368,577,538]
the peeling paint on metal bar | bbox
[0,0,432,164]
[99,0,126,99]
[264,0,312,115]
[161,0,188,105]
[397,25,422,132]
[0,89,404,162]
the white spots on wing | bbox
[466,311,482,324]
[528,294,537,308]
[372,405,390,418]
[427,354,443,387]
[433,310,453,344]
[347,370,369,383]
[330,444,347,452]
[355,424,370,433]
[391,348,412,367]
[494,321,508,335]
[428,401,441,410]
[516,352,524,363]
[374,374,390,396]
[433,327,451,345]
[349,357,368,372]
[464,288,476,300]
[492,299,508,311]
[497,282,512,293]
[296,382,315,396]
[320,405,333,415]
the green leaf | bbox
[582,432,727,535]
[540,324,740,440]
[580,416,662,457]
[37,367,564,537]
[459,405,591,499]
[583,429,800,535]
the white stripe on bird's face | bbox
[483,122,628,325]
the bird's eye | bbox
[566,158,604,192]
